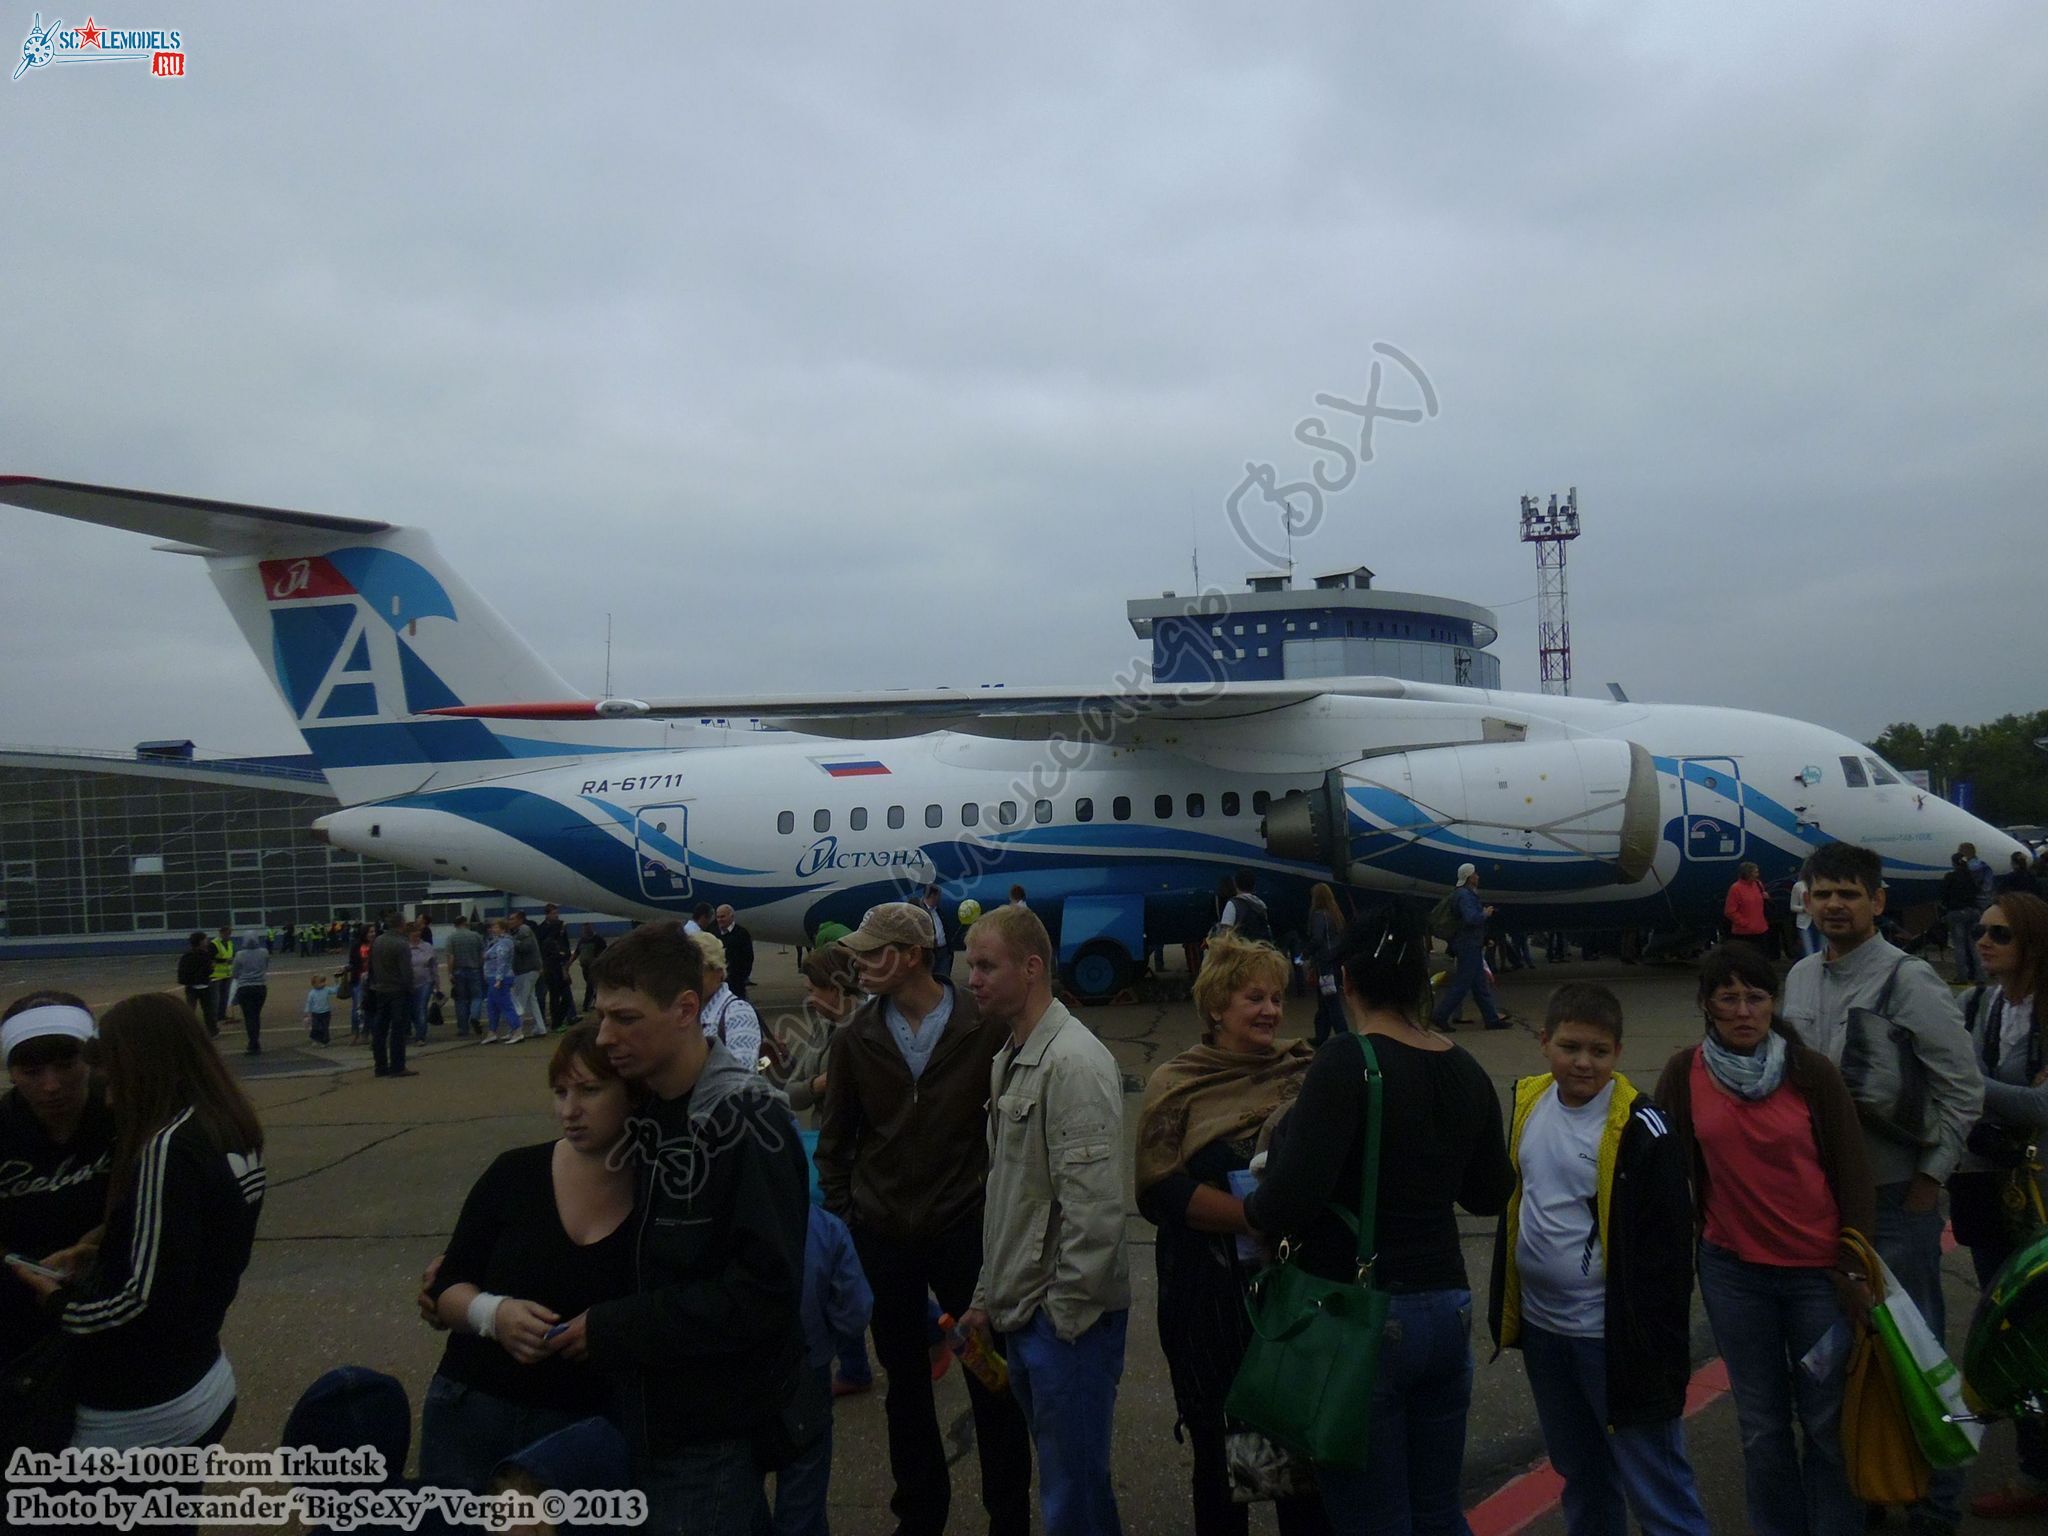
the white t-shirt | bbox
[1999,994,2036,1073]
[1791,879,1811,930]
[1515,1080,1612,1338]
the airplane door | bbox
[634,803,693,902]
[1679,758,1745,863]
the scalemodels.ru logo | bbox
[13,11,185,81]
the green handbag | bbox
[1224,1031,1388,1470]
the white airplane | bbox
[3,476,2023,998]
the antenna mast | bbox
[1518,487,1581,695]
[603,612,613,697]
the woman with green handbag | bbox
[1242,906,1514,1535]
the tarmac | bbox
[0,945,2030,1535]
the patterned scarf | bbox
[1134,1039,1316,1195]
[1700,1026,1789,1101]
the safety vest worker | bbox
[209,928,236,980]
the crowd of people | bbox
[6,838,2047,1535]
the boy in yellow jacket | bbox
[1488,983,1709,1536]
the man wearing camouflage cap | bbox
[816,900,1031,1536]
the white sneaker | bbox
[505,1033,525,1045]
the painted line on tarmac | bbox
[1466,1359,1732,1536]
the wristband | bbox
[468,1292,507,1339]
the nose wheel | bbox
[1065,941,1133,1005]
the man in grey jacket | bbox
[960,904,1130,1536]
[1782,841,1982,1535]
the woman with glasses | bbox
[1950,892,2048,1519]
[1654,944,1874,1536]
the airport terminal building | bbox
[0,742,432,956]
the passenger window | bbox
[1154,794,1173,820]
[1076,797,1094,823]
[1864,757,1901,786]
[1839,756,1869,789]
[777,811,794,835]
[962,804,980,827]
[1113,796,1132,822]
[850,807,868,832]
[925,804,942,828]
[888,805,905,829]
[1253,791,1271,815]
[1034,799,1053,824]
[1187,793,1205,818]
[814,809,831,832]
[998,802,1018,826]
[1222,791,1240,817]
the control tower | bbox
[1127,567,1501,688]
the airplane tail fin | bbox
[0,477,661,805]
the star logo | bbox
[75,16,100,46]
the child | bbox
[304,974,338,1045]
[1488,982,1709,1536]
[767,1201,872,1536]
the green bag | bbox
[1224,1032,1389,1470]
[1427,892,1462,943]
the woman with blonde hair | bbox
[693,930,763,1067]
[1136,932,1327,1535]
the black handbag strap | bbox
[1350,1032,1384,1279]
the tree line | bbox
[1870,709,2048,827]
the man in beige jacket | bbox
[961,905,1130,1536]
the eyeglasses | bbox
[1972,923,2015,945]
[1706,990,1774,1014]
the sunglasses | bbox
[1972,923,2015,945]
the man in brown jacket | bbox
[816,902,1031,1536]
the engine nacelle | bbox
[1266,739,1660,893]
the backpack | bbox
[1838,960,1932,1147]
[1229,893,1274,944]
[1428,891,1463,943]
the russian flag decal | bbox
[819,759,891,778]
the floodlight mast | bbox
[1519,487,1581,696]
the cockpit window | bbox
[1864,757,1901,786]
[1839,755,1869,788]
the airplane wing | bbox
[429,679,1409,741]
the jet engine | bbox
[1266,738,1661,892]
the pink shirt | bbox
[1691,1052,1840,1267]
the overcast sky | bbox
[4,2,2043,762]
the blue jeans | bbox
[417,1374,585,1493]
[451,966,484,1035]
[835,1329,872,1387]
[639,1437,762,1536]
[1874,1182,1965,1526]
[758,1364,833,1536]
[1005,1309,1126,1536]
[1316,1287,1475,1536]
[1432,942,1502,1029]
[411,980,433,1044]
[1947,912,1985,982]
[1520,1325,1709,1536]
[1696,1242,1860,1536]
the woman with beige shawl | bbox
[1135,933,1329,1536]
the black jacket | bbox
[718,923,755,989]
[1487,1076,1695,1428]
[175,949,211,989]
[0,1085,114,1369]
[583,1050,809,1455]
[61,1108,264,1410]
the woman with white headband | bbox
[6,991,265,1479]
[0,990,114,1452]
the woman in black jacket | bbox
[9,992,264,1464]
[1244,906,1514,1536]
